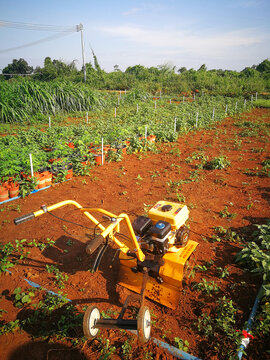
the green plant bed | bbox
[254,99,270,108]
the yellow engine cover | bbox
[148,200,189,230]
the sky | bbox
[0,0,270,73]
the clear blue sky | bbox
[0,0,269,73]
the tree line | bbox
[1,55,270,96]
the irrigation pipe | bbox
[152,338,201,360]
[5,269,72,302]
[237,285,264,359]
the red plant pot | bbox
[38,176,46,189]
[147,135,156,143]
[9,183,19,198]
[66,168,73,180]
[0,186,9,201]
[94,154,105,166]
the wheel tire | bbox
[83,306,100,339]
[137,306,151,343]
[176,226,190,246]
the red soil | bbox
[0,108,269,359]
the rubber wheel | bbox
[83,306,100,339]
[137,306,151,343]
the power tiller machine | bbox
[14,200,198,343]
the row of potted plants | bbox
[0,135,156,202]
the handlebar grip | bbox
[14,212,35,225]
[86,235,104,255]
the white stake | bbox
[115,107,117,118]
[120,90,122,98]
[155,101,157,109]
[196,112,199,128]
[244,99,246,109]
[255,92,258,101]
[235,102,238,111]
[101,138,104,165]
[29,154,34,178]
[86,112,88,124]
[145,125,147,139]
[170,99,171,104]
[174,117,177,132]
[212,108,215,120]
[49,116,51,128]
[225,104,228,115]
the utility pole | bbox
[77,23,86,82]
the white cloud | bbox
[121,8,140,16]
[97,24,265,57]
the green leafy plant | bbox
[235,221,270,286]
[217,266,230,278]
[0,240,29,273]
[13,287,35,308]
[193,278,220,295]
[0,319,20,335]
[174,337,189,352]
[219,206,236,219]
[21,292,83,341]
[19,177,39,198]
[204,156,231,170]
[46,264,69,289]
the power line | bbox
[0,20,77,32]
[0,32,74,54]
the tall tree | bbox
[2,58,33,76]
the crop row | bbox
[0,94,252,200]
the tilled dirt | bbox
[0,108,269,359]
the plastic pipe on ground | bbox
[237,286,264,359]
[153,338,202,360]
[5,269,72,302]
